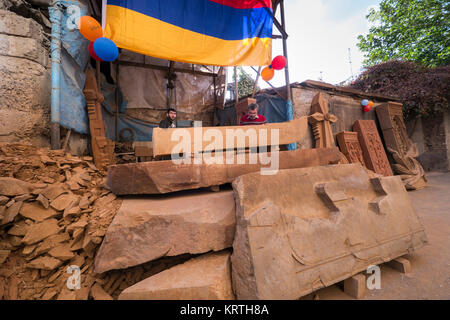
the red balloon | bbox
[363,105,371,113]
[272,55,286,70]
[88,41,103,61]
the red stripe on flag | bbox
[208,0,272,9]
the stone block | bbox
[118,251,234,300]
[230,164,427,300]
[106,148,344,195]
[94,191,235,273]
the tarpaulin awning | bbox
[103,0,273,66]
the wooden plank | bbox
[152,117,308,157]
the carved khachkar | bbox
[376,102,427,190]
[353,120,393,176]
[309,93,338,148]
[336,132,366,166]
[230,164,427,299]
[83,69,115,171]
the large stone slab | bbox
[231,164,427,300]
[0,178,34,196]
[118,251,234,300]
[152,117,308,157]
[106,148,344,195]
[94,191,236,273]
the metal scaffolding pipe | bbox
[49,1,63,149]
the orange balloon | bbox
[78,16,103,42]
[261,66,274,81]
[368,101,374,107]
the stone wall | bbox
[0,9,51,147]
[406,111,450,172]
[291,86,380,150]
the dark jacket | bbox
[158,118,177,128]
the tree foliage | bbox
[233,67,259,99]
[349,60,450,119]
[357,0,450,67]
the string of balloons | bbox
[78,16,119,62]
[261,55,287,81]
[361,99,374,113]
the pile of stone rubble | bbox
[0,143,189,300]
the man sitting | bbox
[159,108,178,128]
[240,103,267,126]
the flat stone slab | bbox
[106,148,344,195]
[0,178,34,196]
[19,202,59,222]
[152,117,308,157]
[230,164,428,300]
[94,191,236,273]
[118,251,234,300]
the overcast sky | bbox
[254,0,382,88]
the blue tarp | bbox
[59,1,90,134]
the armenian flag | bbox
[103,0,273,66]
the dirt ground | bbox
[313,171,450,300]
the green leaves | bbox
[357,0,450,67]
[233,67,259,99]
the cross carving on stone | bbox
[308,93,338,148]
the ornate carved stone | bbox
[230,164,427,300]
[308,93,338,148]
[376,102,427,190]
[336,132,366,166]
[353,120,393,176]
[83,69,115,171]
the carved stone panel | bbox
[376,102,427,190]
[83,69,115,171]
[353,120,393,176]
[336,132,366,166]
[230,164,427,300]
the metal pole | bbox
[234,66,239,103]
[280,0,291,102]
[49,1,62,150]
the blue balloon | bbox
[361,99,369,107]
[93,37,119,62]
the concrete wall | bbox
[0,9,51,147]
